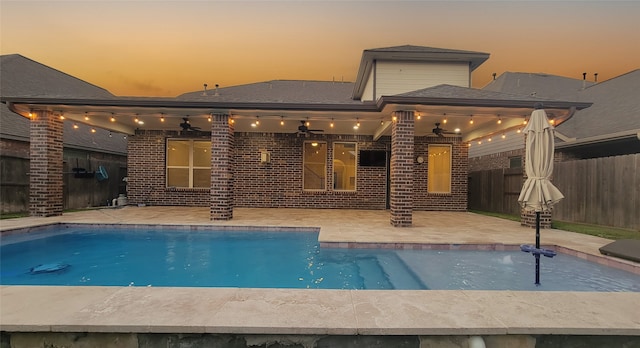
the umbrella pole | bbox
[535,211,541,285]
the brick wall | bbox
[128,130,470,212]
[0,138,30,159]
[127,130,210,206]
[413,136,468,211]
[234,132,388,209]
[468,149,523,171]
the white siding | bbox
[375,61,469,98]
[468,130,525,158]
[361,71,375,101]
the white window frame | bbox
[332,142,357,191]
[166,139,210,189]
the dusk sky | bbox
[2,1,639,97]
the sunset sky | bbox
[2,1,639,97]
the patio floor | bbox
[1,207,639,341]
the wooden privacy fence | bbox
[468,153,640,231]
[468,167,523,217]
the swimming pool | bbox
[1,226,638,291]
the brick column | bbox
[390,110,414,227]
[520,132,552,228]
[29,110,64,216]
[210,114,234,220]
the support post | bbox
[390,110,414,227]
[210,114,234,220]
[29,110,64,217]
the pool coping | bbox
[2,222,640,337]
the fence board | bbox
[469,153,640,230]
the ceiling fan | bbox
[297,120,324,136]
[432,122,459,137]
[179,117,201,131]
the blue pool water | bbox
[1,227,638,291]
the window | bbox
[333,142,357,190]
[166,139,211,188]
[303,141,326,190]
[427,144,452,193]
[509,156,522,168]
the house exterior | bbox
[0,45,590,226]
[0,55,128,214]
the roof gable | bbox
[352,45,489,100]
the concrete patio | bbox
[1,207,639,347]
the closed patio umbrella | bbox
[518,105,564,285]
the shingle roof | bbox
[556,69,640,139]
[397,84,559,103]
[482,72,595,101]
[1,54,126,155]
[0,54,114,99]
[177,80,362,105]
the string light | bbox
[255,116,260,125]
[59,115,65,120]
[208,115,212,122]
[497,116,502,124]
[502,133,506,139]
[330,118,334,128]
[280,116,284,126]
[91,128,96,133]
[469,115,474,125]
[443,113,447,124]
[110,114,116,122]
[73,123,79,129]
[84,113,90,121]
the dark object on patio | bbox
[599,239,640,263]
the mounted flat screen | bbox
[359,150,387,167]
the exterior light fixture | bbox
[208,116,212,122]
[91,128,96,133]
[84,113,90,121]
[469,115,474,124]
[137,120,144,125]
[443,113,448,124]
[109,132,112,138]
[110,114,116,122]
[502,133,506,139]
[280,116,284,126]
[305,119,310,127]
[255,116,260,125]
[330,118,334,128]
[73,123,79,129]
[311,142,318,147]
[497,117,502,124]
[488,137,492,142]
[160,116,165,122]
[477,140,482,145]
[59,115,65,120]
[416,114,421,120]
[454,128,461,133]
[517,128,522,133]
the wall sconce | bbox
[260,151,271,164]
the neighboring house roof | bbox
[0,54,114,99]
[352,45,490,100]
[177,80,362,105]
[556,69,640,140]
[474,70,640,159]
[0,54,126,155]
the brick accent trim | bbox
[390,111,414,227]
[210,114,234,220]
[29,110,63,216]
